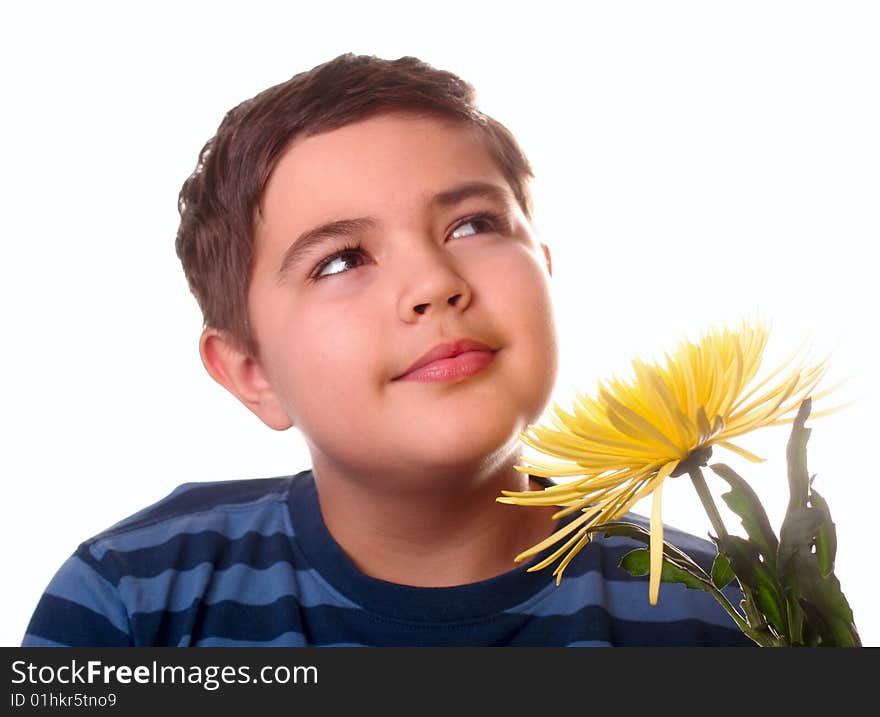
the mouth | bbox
[393,338,499,383]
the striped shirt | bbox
[22,470,753,646]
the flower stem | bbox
[688,467,729,542]
[687,466,780,645]
[705,583,755,638]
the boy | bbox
[23,53,751,646]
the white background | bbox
[3,1,877,646]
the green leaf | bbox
[778,506,825,575]
[588,521,711,579]
[797,588,861,647]
[618,548,650,577]
[618,549,713,593]
[776,401,862,645]
[711,463,779,570]
[785,398,812,510]
[779,399,820,578]
[809,488,837,577]
[739,596,768,633]
[718,534,789,639]
[602,523,751,635]
[786,545,861,646]
[711,553,735,589]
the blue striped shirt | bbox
[22,470,753,646]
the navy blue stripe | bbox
[609,609,755,646]
[126,598,752,647]
[78,530,300,585]
[91,475,298,540]
[24,594,131,647]
[519,604,754,646]
[310,603,753,647]
[130,595,306,646]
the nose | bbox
[396,250,473,323]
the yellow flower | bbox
[499,320,837,605]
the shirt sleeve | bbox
[22,545,133,647]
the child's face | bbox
[242,113,558,482]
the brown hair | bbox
[175,53,535,358]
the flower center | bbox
[670,445,714,477]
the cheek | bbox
[274,306,384,411]
[483,250,556,340]
[485,252,559,403]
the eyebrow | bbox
[275,181,513,280]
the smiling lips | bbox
[394,338,498,382]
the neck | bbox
[309,454,558,587]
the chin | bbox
[399,411,525,473]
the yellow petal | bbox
[648,461,677,605]
[716,440,766,463]
[551,532,592,583]
[649,482,664,606]
[512,507,599,561]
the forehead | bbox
[255,113,510,237]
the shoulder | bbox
[90,473,302,543]
[74,471,314,586]
[23,471,315,647]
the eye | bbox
[311,243,368,280]
[448,212,502,241]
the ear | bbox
[541,243,553,277]
[198,328,294,431]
